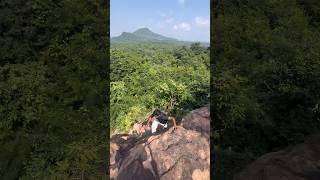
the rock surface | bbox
[110,106,210,180]
[181,105,210,139]
[234,134,320,180]
[128,123,149,135]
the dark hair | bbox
[152,109,161,117]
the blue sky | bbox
[111,0,210,42]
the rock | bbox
[110,106,211,180]
[117,145,155,180]
[117,127,210,180]
[109,134,136,180]
[181,105,210,139]
[192,169,210,180]
[234,134,320,180]
[129,123,150,135]
[110,143,120,178]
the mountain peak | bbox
[134,27,152,33]
[131,27,177,41]
[120,32,130,35]
[133,28,156,36]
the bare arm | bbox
[168,116,177,128]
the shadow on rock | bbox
[117,144,158,180]
[234,134,320,180]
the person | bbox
[147,109,177,134]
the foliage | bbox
[212,0,320,179]
[0,0,108,179]
[110,43,210,133]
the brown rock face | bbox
[110,106,210,180]
[234,134,320,180]
[129,123,150,135]
[181,105,210,139]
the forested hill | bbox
[110,40,210,134]
[111,28,210,48]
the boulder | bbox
[110,106,211,180]
[234,134,320,180]
[129,123,150,135]
[181,105,210,139]
[110,134,136,179]
[117,127,210,180]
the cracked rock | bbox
[110,106,210,180]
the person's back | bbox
[147,109,177,133]
[157,111,169,124]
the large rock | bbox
[110,106,211,180]
[117,127,210,180]
[110,134,136,179]
[129,123,150,135]
[234,134,320,180]
[181,105,210,138]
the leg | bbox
[151,120,159,133]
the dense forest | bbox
[0,0,108,179]
[110,41,210,133]
[3,0,320,179]
[212,0,320,179]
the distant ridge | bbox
[111,28,209,47]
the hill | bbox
[111,28,209,47]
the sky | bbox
[111,0,210,42]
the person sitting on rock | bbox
[147,109,177,134]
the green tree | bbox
[0,0,108,179]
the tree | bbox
[0,0,108,178]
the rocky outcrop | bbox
[110,106,210,180]
[181,105,210,139]
[128,123,149,135]
[234,134,320,180]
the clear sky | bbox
[111,0,210,42]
